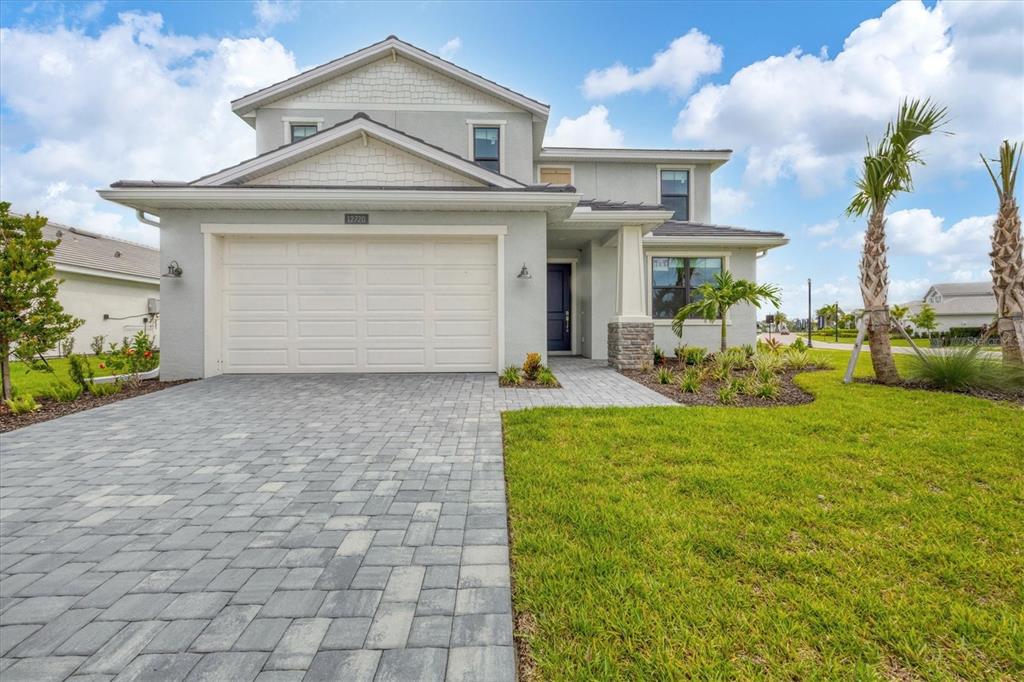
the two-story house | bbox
[100,36,787,380]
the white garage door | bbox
[220,236,498,373]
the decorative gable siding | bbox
[275,56,508,109]
[246,136,484,187]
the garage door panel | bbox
[221,235,497,373]
[298,294,357,312]
[298,267,357,286]
[227,293,288,312]
[297,319,358,338]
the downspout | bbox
[755,249,768,259]
[136,209,161,228]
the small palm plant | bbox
[846,98,949,384]
[671,271,781,351]
[981,140,1024,365]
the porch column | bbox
[608,224,654,369]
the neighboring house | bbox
[100,36,787,380]
[900,282,997,332]
[45,222,160,355]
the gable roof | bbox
[231,35,550,121]
[43,222,159,280]
[191,113,525,189]
[927,282,994,298]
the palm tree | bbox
[890,304,909,323]
[981,140,1024,364]
[672,271,781,351]
[846,98,949,384]
[818,303,842,338]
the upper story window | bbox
[290,123,319,143]
[538,166,572,185]
[660,169,690,221]
[473,126,500,172]
[651,256,722,319]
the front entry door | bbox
[547,263,572,352]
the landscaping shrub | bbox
[90,335,106,356]
[683,347,707,365]
[738,376,759,396]
[522,352,543,380]
[677,368,702,393]
[790,337,807,351]
[45,381,83,402]
[657,366,674,384]
[638,360,652,373]
[752,352,784,378]
[716,379,740,405]
[673,345,686,361]
[653,346,665,364]
[759,337,783,353]
[907,347,1024,392]
[104,330,158,387]
[754,377,781,400]
[785,349,814,369]
[88,381,122,397]
[68,353,94,392]
[536,367,559,387]
[60,336,75,358]
[500,366,523,387]
[741,343,755,358]
[4,394,40,414]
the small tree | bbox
[817,303,843,338]
[0,203,83,400]
[672,271,781,351]
[891,304,909,324]
[911,304,938,341]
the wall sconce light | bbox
[163,260,183,278]
[517,263,531,279]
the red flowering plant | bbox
[103,330,158,387]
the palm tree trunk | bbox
[720,315,727,351]
[990,194,1024,364]
[860,207,900,384]
[1,340,11,401]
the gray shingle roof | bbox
[651,220,786,238]
[108,181,575,193]
[577,199,668,211]
[43,222,159,279]
[929,282,993,297]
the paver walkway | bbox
[0,359,671,681]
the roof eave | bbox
[539,148,732,168]
[644,235,790,249]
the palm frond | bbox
[980,140,1021,200]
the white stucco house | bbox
[45,221,160,355]
[100,36,787,380]
[900,282,997,332]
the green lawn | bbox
[504,350,1024,680]
[808,331,915,347]
[8,356,120,397]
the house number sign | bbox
[344,214,369,225]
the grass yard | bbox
[504,350,1024,680]
[8,356,121,397]
[808,331,915,347]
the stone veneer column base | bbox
[608,321,654,370]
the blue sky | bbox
[1,0,1022,316]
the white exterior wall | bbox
[542,162,714,223]
[157,209,547,380]
[55,271,159,355]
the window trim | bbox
[467,120,506,174]
[536,164,575,185]
[656,164,694,222]
[281,116,324,145]
[646,251,731,326]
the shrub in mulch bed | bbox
[621,354,829,407]
[1,379,193,432]
[498,353,562,389]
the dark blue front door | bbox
[547,263,572,352]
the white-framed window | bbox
[647,252,730,322]
[657,165,694,221]
[537,165,574,185]
[281,117,324,145]
[466,120,506,174]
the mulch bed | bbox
[499,377,562,389]
[853,377,1024,406]
[621,357,825,407]
[1,379,193,433]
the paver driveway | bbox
[0,359,671,681]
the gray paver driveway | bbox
[0,359,671,681]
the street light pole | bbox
[835,300,840,343]
[807,278,812,348]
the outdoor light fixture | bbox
[163,260,183,278]
[517,263,532,279]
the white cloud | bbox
[886,209,992,257]
[543,105,625,147]
[807,219,839,236]
[253,0,300,34]
[583,29,723,98]
[439,37,462,59]
[0,12,298,245]
[674,0,1024,193]
[709,185,750,222]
